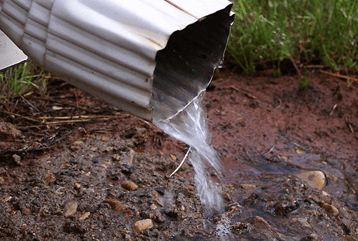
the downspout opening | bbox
[151,4,234,121]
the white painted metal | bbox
[0,30,27,70]
[0,0,234,121]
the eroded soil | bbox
[0,70,358,240]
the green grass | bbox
[227,0,358,73]
[0,61,48,99]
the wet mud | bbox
[0,71,358,240]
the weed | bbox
[228,0,358,73]
[0,61,48,99]
[299,68,311,90]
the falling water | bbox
[153,92,223,217]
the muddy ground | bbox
[0,69,358,240]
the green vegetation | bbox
[299,68,311,90]
[0,61,48,99]
[2,1,357,97]
[227,0,358,73]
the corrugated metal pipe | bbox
[0,0,234,121]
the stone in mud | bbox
[251,216,271,229]
[114,204,129,213]
[296,170,326,190]
[121,180,138,191]
[133,219,153,232]
[64,200,78,217]
[12,154,22,165]
[22,208,32,215]
[74,183,81,190]
[79,212,90,220]
[104,199,122,209]
[44,173,56,184]
[322,203,339,216]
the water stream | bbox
[153,92,223,217]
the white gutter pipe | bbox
[0,0,234,121]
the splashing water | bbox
[153,92,223,217]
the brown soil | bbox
[0,70,358,240]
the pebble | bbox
[73,140,84,145]
[70,145,81,152]
[64,200,78,217]
[22,208,32,215]
[112,154,121,161]
[122,180,138,191]
[90,147,98,152]
[296,170,326,190]
[297,218,311,228]
[44,173,56,185]
[12,154,22,165]
[251,216,271,229]
[322,203,339,216]
[104,199,122,209]
[150,204,158,210]
[133,219,153,232]
[101,135,110,142]
[114,204,129,213]
[74,183,81,190]
[79,212,91,220]
[2,196,12,203]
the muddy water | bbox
[154,93,224,217]
[201,71,358,240]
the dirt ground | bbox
[0,68,358,240]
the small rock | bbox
[64,200,78,217]
[90,147,98,152]
[12,154,22,165]
[187,185,195,192]
[79,212,91,220]
[2,196,12,203]
[73,141,84,145]
[114,204,130,213]
[251,216,271,229]
[22,208,32,215]
[101,135,110,142]
[74,183,81,190]
[240,184,257,190]
[296,170,326,190]
[150,204,158,210]
[70,145,81,152]
[155,196,164,207]
[44,173,56,185]
[104,199,122,209]
[122,180,138,191]
[323,203,339,216]
[112,154,121,161]
[133,219,153,232]
[297,218,311,229]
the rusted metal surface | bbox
[0,0,234,121]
